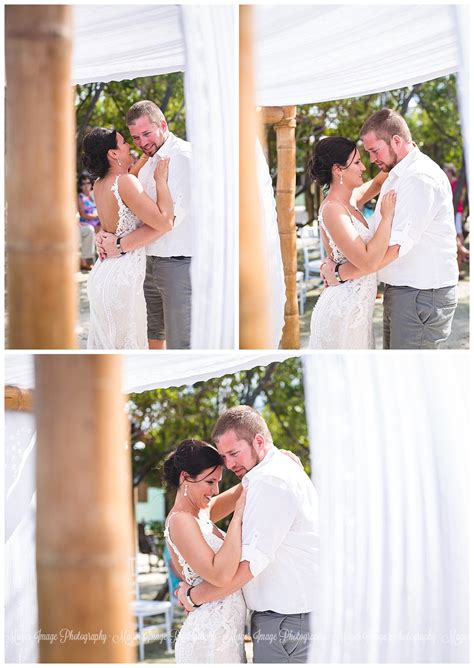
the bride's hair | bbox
[308,136,357,187]
[163,439,224,488]
[82,127,118,179]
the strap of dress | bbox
[110,175,123,207]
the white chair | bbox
[300,225,326,283]
[131,557,173,661]
[296,270,306,315]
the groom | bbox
[97,101,192,349]
[321,108,458,349]
[177,406,319,663]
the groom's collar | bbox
[156,132,175,158]
[242,444,278,484]
[391,145,420,178]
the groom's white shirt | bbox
[138,132,193,257]
[240,446,319,614]
[372,147,458,289]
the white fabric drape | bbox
[304,354,469,662]
[72,6,185,84]
[5,412,38,663]
[181,6,236,348]
[256,141,286,348]
[453,5,470,179]
[255,5,458,106]
[4,352,297,393]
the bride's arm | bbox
[322,192,396,273]
[168,490,246,588]
[177,560,254,611]
[352,170,389,209]
[209,483,242,523]
[322,244,400,284]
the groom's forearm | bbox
[119,224,163,252]
[191,560,253,606]
[339,244,400,280]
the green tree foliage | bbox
[127,357,308,512]
[76,73,185,172]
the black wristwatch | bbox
[335,263,346,284]
[115,236,126,256]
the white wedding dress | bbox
[164,511,247,664]
[309,204,377,349]
[87,176,148,349]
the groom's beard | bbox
[377,146,398,172]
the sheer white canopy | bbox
[254,5,459,106]
[73,5,236,348]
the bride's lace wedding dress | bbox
[87,176,147,349]
[309,204,377,349]
[164,511,246,664]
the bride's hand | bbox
[154,157,170,183]
[280,449,304,469]
[380,189,397,222]
[233,488,247,519]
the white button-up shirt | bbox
[138,132,193,257]
[241,446,319,614]
[372,147,458,289]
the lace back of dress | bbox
[318,203,346,263]
[110,175,141,238]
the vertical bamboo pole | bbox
[6,6,76,349]
[239,5,271,349]
[35,355,134,662]
[274,106,299,348]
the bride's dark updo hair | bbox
[308,136,357,187]
[163,439,224,489]
[82,127,118,179]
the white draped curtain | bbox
[72,5,236,348]
[256,141,286,347]
[304,353,469,662]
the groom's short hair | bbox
[126,100,166,127]
[360,108,412,144]
[212,406,272,445]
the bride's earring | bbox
[339,172,343,185]
[117,159,122,167]
[184,483,188,497]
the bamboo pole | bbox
[6,6,76,349]
[5,386,33,412]
[274,106,299,348]
[239,5,271,349]
[35,355,135,662]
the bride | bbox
[163,440,247,663]
[82,127,173,349]
[308,136,397,349]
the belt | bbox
[170,256,191,260]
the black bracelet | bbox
[335,263,346,284]
[115,236,127,256]
[186,586,202,608]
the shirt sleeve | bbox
[241,477,297,577]
[389,174,438,257]
[168,153,191,228]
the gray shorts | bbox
[143,256,192,349]
[383,284,457,349]
[251,610,311,663]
